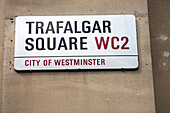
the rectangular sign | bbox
[14,15,138,70]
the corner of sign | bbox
[14,66,21,71]
[130,14,136,20]
[15,16,20,22]
[134,62,139,69]
[15,16,25,21]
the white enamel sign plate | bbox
[14,15,138,70]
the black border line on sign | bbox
[14,55,138,58]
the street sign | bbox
[14,15,138,70]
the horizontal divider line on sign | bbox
[14,55,138,58]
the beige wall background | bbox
[0,0,5,112]
[148,0,170,113]
[1,0,157,113]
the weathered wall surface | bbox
[148,0,170,113]
[0,0,5,112]
[2,0,155,113]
